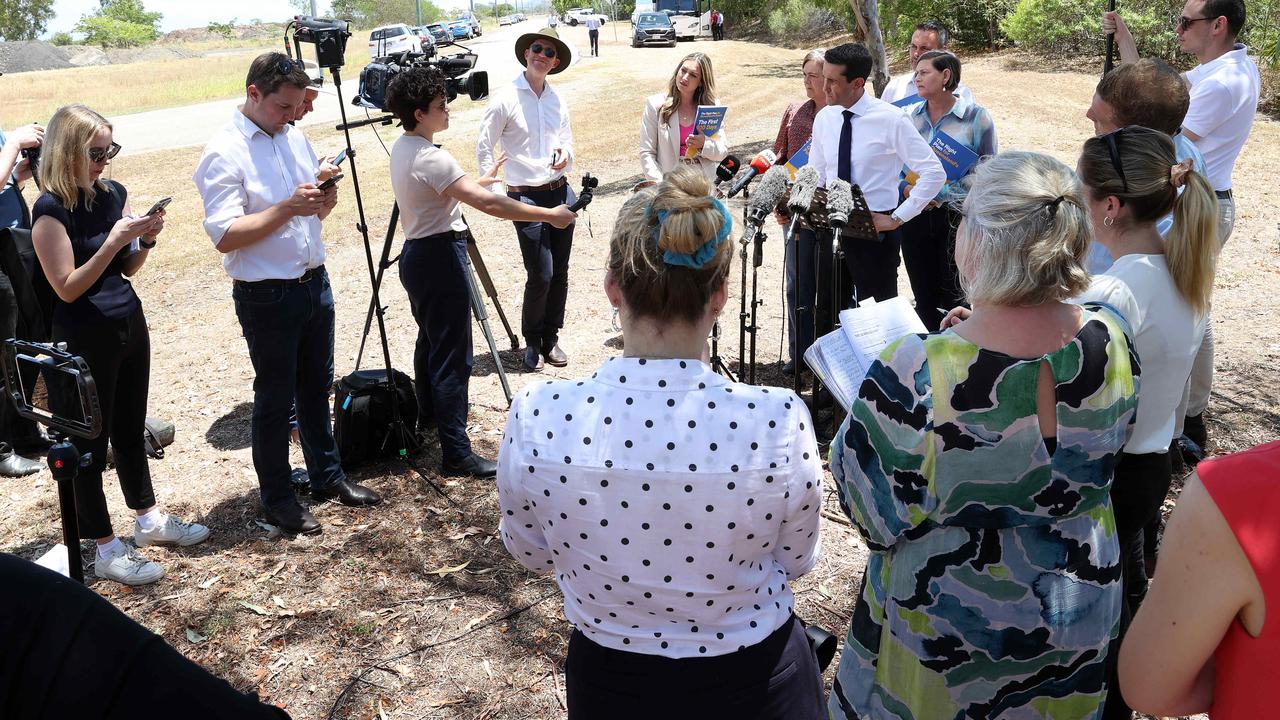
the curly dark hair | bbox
[385,66,449,131]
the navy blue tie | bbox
[837,109,853,184]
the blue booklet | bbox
[687,105,727,157]
[929,130,979,182]
[892,93,923,108]
[783,138,812,177]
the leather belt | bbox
[235,264,325,288]
[679,157,704,165]
[1215,189,1233,200]
[507,176,568,194]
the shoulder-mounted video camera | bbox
[355,52,489,111]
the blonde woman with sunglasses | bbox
[32,104,209,587]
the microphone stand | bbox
[1104,0,1118,75]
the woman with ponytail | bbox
[1076,124,1217,719]
[831,151,1140,719]
[496,167,825,718]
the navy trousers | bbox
[398,233,474,463]
[508,184,576,350]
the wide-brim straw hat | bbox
[514,27,572,74]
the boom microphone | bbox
[785,166,821,237]
[715,155,741,183]
[727,150,776,198]
[826,179,854,232]
[745,166,791,230]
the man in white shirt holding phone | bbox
[194,52,381,536]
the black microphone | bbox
[715,155,741,183]
[727,149,776,199]
[785,166,820,237]
[744,166,791,230]
[826,179,854,233]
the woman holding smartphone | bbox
[32,104,209,587]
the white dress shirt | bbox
[193,110,323,282]
[808,92,945,222]
[477,72,575,187]
[586,17,602,30]
[497,357,823,658]
[1183,44,1260,191]
[881,71,975,107]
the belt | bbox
[679,156,704,165]
[1215,189,1233,200]
[234,264,324,288]
[507,177,568,194]
[409,230,470,243]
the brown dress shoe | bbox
[542,342,568,367]
[523,346,544,371]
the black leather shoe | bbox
[264,502,321,535]
[542,343,569,367]
[311,478,382,506]
[1183,413,1208,451]
[0,444,42,477]
[523,346,544,371]
[442,453,498,478]
[781,360,796,376]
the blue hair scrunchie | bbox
[648,196,733,269]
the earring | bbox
[1103,216,1114,228]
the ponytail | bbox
[1165,168,1218,316]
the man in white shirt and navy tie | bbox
[478,28,578,372]
[194,53,381,536]
[808,43,945,305]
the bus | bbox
[632,0,711,40]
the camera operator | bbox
[385,67,575,478]
[194,52,381,536]
[0,111,51,477]
[31,104,210,586]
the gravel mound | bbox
[0,41,73,74]
[62,46,110,67]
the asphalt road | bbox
[113,23,553,157]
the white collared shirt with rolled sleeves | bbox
[477,73,574,188]
[193,109,324,282]
[809,92,945,222]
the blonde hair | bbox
[803,48,826,68]
[607,166,731,324]
[1079,126,1217,315]
[41,104,114,211]
[659,53,717,125]
[957,151,1092,306]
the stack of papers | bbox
[803,297,927,413]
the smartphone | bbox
[316,173,344,191]
[145,197,172,216]
[333,148,348,166]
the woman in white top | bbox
[638,53,729,187]
[384,67,574,478]
[497,167,824,719]
[1075,124,1218,719]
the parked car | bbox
[409,26,438,54]
[456,12,482,36]
[516,12,527,21]
[368,24,422,56]
[632,12,676,47]
[425,22,453,46]
[563,7,607,25]
[499,15,515,26]
[448,20,473,39]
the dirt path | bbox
[3,34,1274,719]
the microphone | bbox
[715,155,741,183]
[727,149,776,198]
[785,166,821,237]
[826,179,854,233]
[744,166,791,230]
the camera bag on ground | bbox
[333,368,417,468]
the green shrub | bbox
[50,31,73,45]
[207,20,236,38]
[75,16,156,48]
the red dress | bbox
[1198,440,1280,719]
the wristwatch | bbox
[889,212,905,229]
[139,238,157,249]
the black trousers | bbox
[0,553,290,719]
[398,233,473,463]
[509,183,576,350]
[52,306,154,540]
[588,28,599,55]
[836,226,902,305]
[900,205,965,331]
[565,615,825,720]
[1103,450,1173,720]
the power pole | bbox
[417,0,422,26]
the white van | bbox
[368,24,422,57]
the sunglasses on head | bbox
[275,56,303,75]
[1100,127,1130,195]
[1176,15,1216,31]
[529,42,557,59]
[88,142,121,163]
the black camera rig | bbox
[355,51,489,111]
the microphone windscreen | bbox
[787,166,820,213]
[748,166,791,218]
[827,179,854,225]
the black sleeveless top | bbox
[32,181,141,324]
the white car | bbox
[499,15,515,26]
[368,24,422,56]
[562,7,607,25]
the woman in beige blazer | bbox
[638,53,728,187]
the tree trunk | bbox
[849,0,891,98]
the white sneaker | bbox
[135,513,211,547]
[95,542,165,586]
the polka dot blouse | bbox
[497,357,823,658]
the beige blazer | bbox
[638,92,729,185]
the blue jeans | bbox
[233,267,345,511]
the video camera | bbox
[288,15,351,70]
[355,52,489,111]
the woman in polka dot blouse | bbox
[497,167,826,718]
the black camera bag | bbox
[333,368,417,468]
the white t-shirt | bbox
[389,134,467,239]
[1076,254,1204,454]
[1183,44,1261,191]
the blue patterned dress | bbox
[829,305,1140,719]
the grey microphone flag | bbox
[826,179,854,231]
[745,166,791,229]
[787,166,821,214]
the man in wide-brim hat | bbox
[478,26,580,372]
